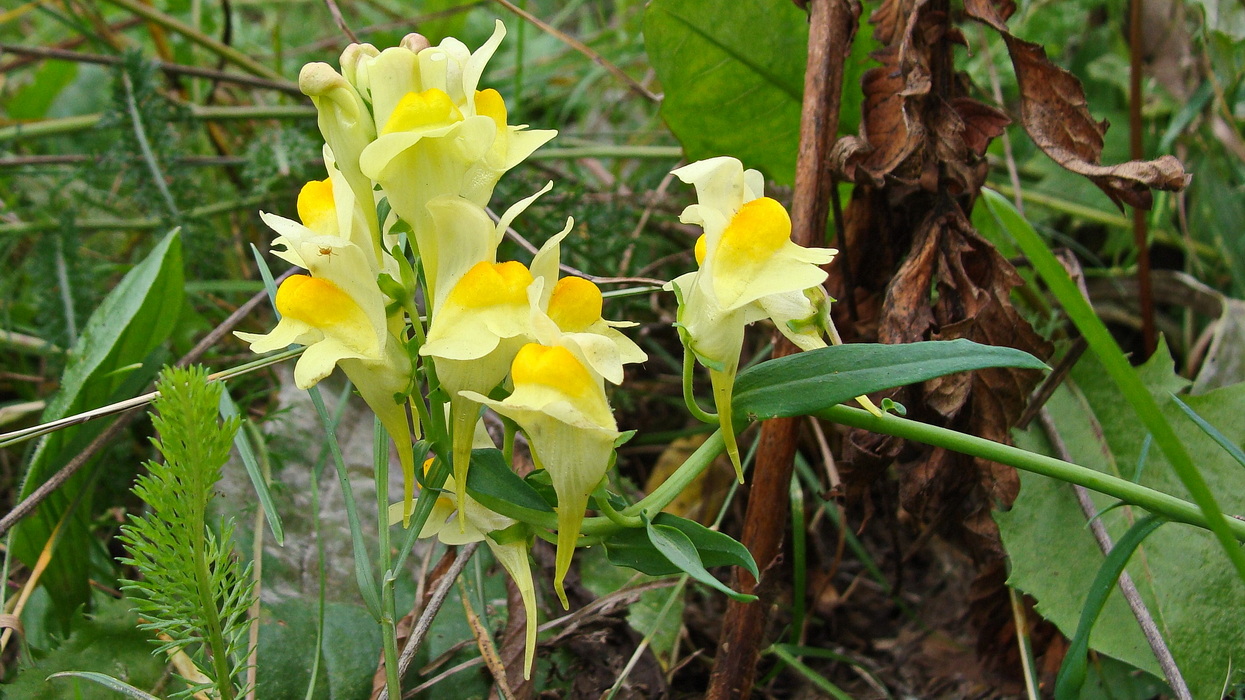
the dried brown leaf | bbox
[874,210,1051,559]
[965,0,1192,209]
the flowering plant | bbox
[232,19,1013,695]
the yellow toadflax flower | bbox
[526,228,648,386]
[419,215,570,518]
[389,460,538,679]
[668,156,838,481]
[353,20,556,299]
[462,343,621,609]
[236,177,419,520]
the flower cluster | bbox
[239,22,851,683]
[238,22,646,677]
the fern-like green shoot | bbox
[117,365,253,700]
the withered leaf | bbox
[873,210,1052,560]
[965,0,1192,209]
[950,97,1011,156]
[832,46,928,184]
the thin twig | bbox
[322,0,360,44]
[0,43,301,94]
[490,0,659,103]
[97,0,287,82]
[122,72,181,218]
[0,18,144,73]
[1036,409,1191,700]
[978,27,1025,215]
[619,170,678,275]
[382,542,481,700]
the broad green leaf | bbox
[645,0,877,185]
[1000,346,1245,698]
[6,596,172,699]
[984,189,1245,584]
[466,447,554,513]
[644,0,804,184]
[12,230,184,617]
[644,515,755,602]
[732,339,1046,424]
[6,60,78,121]
[257,600,381,700]
[604,513,757,578]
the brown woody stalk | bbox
[705,1,859,697]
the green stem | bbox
[0,114,99,142]
[192,533,237,699]
[482,399,1245,550]
[373,419,402,699]
[624,431,725,519]
[380,580,401,698]
[594,485,644,528]
[983,189,1245,582]
[121,73,180,218]
[818,404,1245,541]
[0,194,271,236]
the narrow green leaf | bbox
[47,671,162,699]
[308,386,382,619]
[733,339,1046,424]
[13,229,184,614]
[643,515,756,602]
[766,645,853,700]
[1171,394,1245,472]
[218,387,285,545]
[1054,516,1165,700]
[983,188,1245,585]
[605,513,756,578]
[250,243,279,308]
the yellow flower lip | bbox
[547,277,602,332]
[717,196,791,266]
[447,260,534,308]
[694,234,707,266]
[275,274,362,327]
[474,88,508,131]
[297,178,336,232]
[381,88,464,134]
[510,343,595,398]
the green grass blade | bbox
[219,387,284,545]
[766,644,853,700]
[983,188,1245,585]
[48,671,161,699]
[1054,515,1166,700]
[1171,394,1245,472]
[308,386,382,619]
